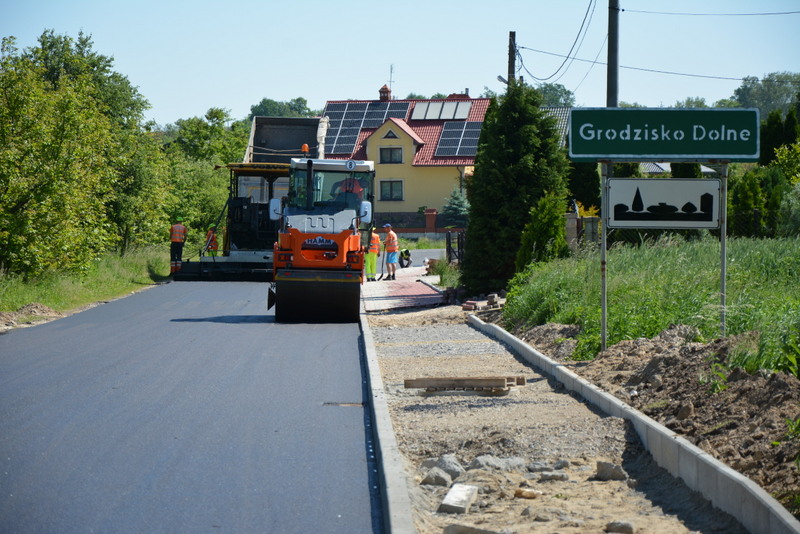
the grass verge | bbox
[502,235,800,371]
[0,247,170,314]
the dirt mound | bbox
[0,303,63,332]
[518,321,800,519]
[16,303,61,317]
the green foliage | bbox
[713,97,741,108]
[728,307,800,377]
[674,97,708,108]
[0,37,116,276]
[761,110,786,166]
[0,31,248,275]
[612,162,642,178]
[502,236,800,368]
[0,247,169,313]
[172,108,248,164]
[427,257,460,288]
[461,80,569,294]
[567,161,600,209]
[516,192,569,270]
[774,142,800,186]
[734,72,800,118]
[699,361,729,394]
[536,83,575,107]
[440,187,470,227]
[249,97,315,118]
[106,128,172,253]
[778,183,800,236]
[25,30,148,128]
[671,162,702,178]
[729,166,789,237]
[785,107,800,146]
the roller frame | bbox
[272,269,361,323]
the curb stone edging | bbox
[361,304,418,534]
[468,314,800,534]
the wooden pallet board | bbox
[404,376,526,391]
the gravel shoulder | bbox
[367,306,749,534]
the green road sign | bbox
[569,108,760,162]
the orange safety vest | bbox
[206,230,218,250]
[341,178,363,196]
[385,230,398,252]
[368,233,381,254]
[171,223,187,243]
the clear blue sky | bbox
[3,0,799,126]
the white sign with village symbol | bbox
[607,178,721,229]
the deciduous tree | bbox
[249,97,314,118]
[0,37,115,275]
[734,72,800,118]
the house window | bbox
[380,147,402,164]
[380,180,403,201]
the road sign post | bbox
[569,108,759,349]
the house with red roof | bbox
[322,85,491,228]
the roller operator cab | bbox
[267,158,375,322]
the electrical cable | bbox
[572,34,608,93]
[523,0,597,82]
[619,9,800,16]
[517,45,800,86]
[552,0,599,85]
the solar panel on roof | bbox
[410,102,428,120]
[426,102,443,120]
[440,101,457,120]
[434,121,483,157]
[322,101,411,154]
[454,101,472,119]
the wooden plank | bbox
[404,376,525,390]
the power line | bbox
[619,8,800,16]
[572,34,607,93]
[552,0,599,85]
[523,0,597,82]
[517,45,800,86]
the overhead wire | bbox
[515,6,799,91]
[518,45,800,87]
[572,34,607,93]
[551,0,599,85]
[520,0,596,82]
[619,9,800,16]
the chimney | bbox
[379,84,392,101]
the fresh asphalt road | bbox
[0,282,381,533]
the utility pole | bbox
[602,0,620,350]
[507,31,516,84]
[607,0,619,107]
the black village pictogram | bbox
[614,187,714,222]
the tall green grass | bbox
[503,235,800,373]
[0,247,170,314]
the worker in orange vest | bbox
[205,224,218,257]
[170,217,187,274]
[365,227,380,281]
[383,223,399,281]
